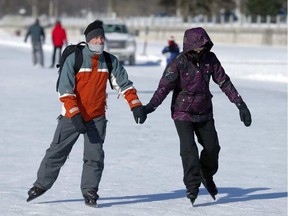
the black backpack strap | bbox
[103,51,114,89]
[73,41,86,74]
[56,41,86,92]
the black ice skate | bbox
[27,186,47,202]
[186,188,199,206]
[201,178,218,200]
[83,190,99,207]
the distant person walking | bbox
[50,20,67,68]
[24,18,45,67]
[162,36,180,65]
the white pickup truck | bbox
[103,22,136,65]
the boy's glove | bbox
[237,102,252,127]
[143,103,156,114]
[132,106,147,124]
[71,113,87,134]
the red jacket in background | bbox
[52,22,67,47]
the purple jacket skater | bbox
[144,27,252,203]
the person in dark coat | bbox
[50,20,67,68]
[24,18,45,67]
[162,36,180,65]
[144,27,252,203]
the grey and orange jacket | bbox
[58,45,142,121]
[148,27,243,122]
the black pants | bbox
[51,46,62,67]
[174,119,220,192]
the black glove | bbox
[132,106,147,124]
[71,113,87,134]
[144,103,156,114]
[237,102,252,127]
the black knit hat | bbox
[84,20,105,42]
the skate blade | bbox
[85,200,98,208]
[211,194,216,200]
[27,196,34,202]
[27,195,41,202]
[190,198,196,206]
[85,203,98,208]
[26,192,46,202]
[201,180,217,201]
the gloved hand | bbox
[237,102,252,127]
[132,106,147,124]
[71,113,87,134]
[143,103,156,114]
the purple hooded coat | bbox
[149,27,243,122]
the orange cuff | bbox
[124,88,142,109]
[60,95,80,118]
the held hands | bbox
[237,102,252,127]
[71,113,87,134]
[143,103,155,114]
[132,106,147,124]
[132,103,156,124]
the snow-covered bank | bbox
[0,31,286,83]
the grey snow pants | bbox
[32,41,44,66]
[34,115,107,195]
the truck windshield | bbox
[103,24,128,34]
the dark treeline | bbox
[0,0,286,18]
